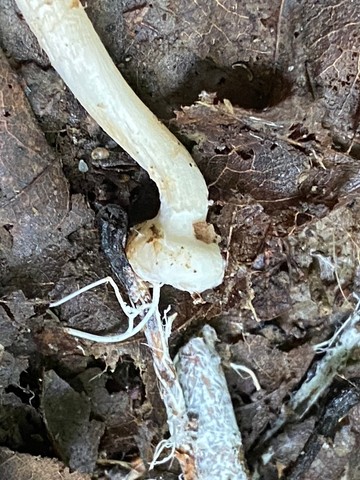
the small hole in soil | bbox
[165,58,292,115]
[296,212,313,226]
[237,148,254,160]
[5,384,37,406]
[5,370,41,409]
[105,359,143,394]
[279,262,289,273]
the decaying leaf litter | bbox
[2,0,360,479]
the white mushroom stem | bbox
[15,0,225,293]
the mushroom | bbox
[15,0,225,293]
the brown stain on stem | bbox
[69,0,80,8]
[193,221,217,244]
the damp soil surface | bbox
[2,1,360,479]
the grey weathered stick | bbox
[175,325,248,479]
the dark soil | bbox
[1,0,360,479]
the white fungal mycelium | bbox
[15,0,225,293]
[49,277,161,343]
